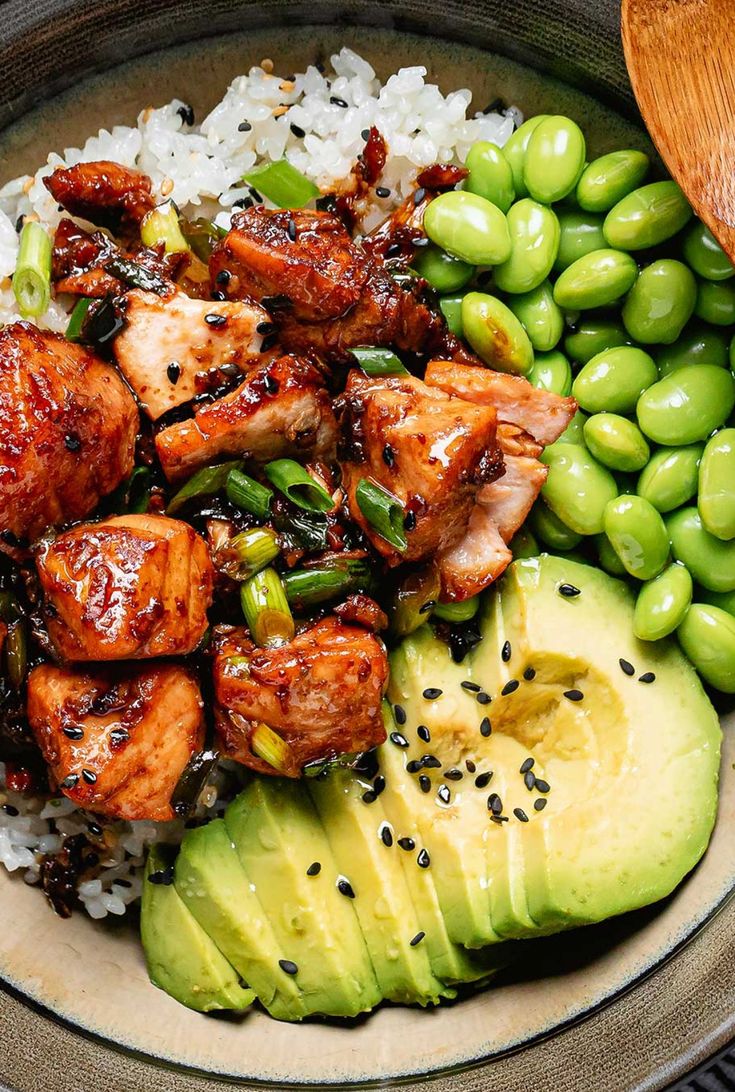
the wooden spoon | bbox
[622,0,735,259]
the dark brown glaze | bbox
[336,370,502,565]
[27,662,204,820]
[363,163,468,261]
[155,353,338,481]
[0,322,138,542]
[213,618,388,777]
[36,514,213,661]
[43,160,155,233]
[333,593,388,631]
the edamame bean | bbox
[572,345,657,414]
[493,199,560,294]
[507,280,564,351]
[553,248,638,310]
[682,221,735,281]
[461,291,534,374]
[603,495,670,580]
[694,278,735,326]
[667,507,735,592]
[622,259,696,345]
[656,324,729,376]
[583,413,650,472]
[557,408,588,445]
[595,532,627,575]
[699,587,735,616]
[524,115,586,205]
[637,366,735,445]
[603,180,692,251]
[576,149,650,213]
[698,428,735,540]
[540,443,618,535]
[529,500,583,551]
[465,141,515,212]
[509,526,540,559]
[633,563,692,640]
[439,296,463,336]
[677,603,735,692]
[411,244,474,293]
[553,210,607,272]
[502,115,549,199]
[636,444,703,512]
[564,317,630,363]
[423,191,511,266]
[528,349,572,396]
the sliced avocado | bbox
[174,819,306,1021]
[141,843,255,1014]
[225,779,381,1018]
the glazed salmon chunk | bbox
[36,514,213,661]
[43,160,155,232]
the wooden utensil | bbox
[622,0,735,260]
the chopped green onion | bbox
[281,559,372,609]
[6,621,27,689]
[433,597,480,623]
[240,567,295,647]
[389,566,441,637]
[264,459,333,513]
[170,748,220,817]
[250,723,293,774]
[104,256,168,294]
[355,478,407,551]
[0,594,20,625]
[65,297,94,342]
[140,200,190,254]
[439,296,463,337]
[167,460,242,516]
[109,466,151,515]
[13,221,51,318]
[229,528,280,579]
[242,160,320,209]
[226,469,273,519]
[180,217,227,262]
[351,347,409,376]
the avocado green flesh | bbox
[141,844,255,1014]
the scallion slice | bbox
[433,597,480,623]
[110,465,152,515]
[140,200,190,254]
[13,221,51,318]
[180,217,227,262]
[355,478,407,551]
[281,559,371,609]
[439,296,463,336]
[242,160,319,209]
[226,468,273,519]
[240,567,295,647]
[230,528,280,579]
[65,297,94,342]
[351,347,409,376]
[104,256,168,294]
[167,460,242,516]
[250,723,293,774]
[264,459,333,513]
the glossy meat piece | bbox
[27,662,204,821]
[36,514,213,661]
[155,354,337,481]
[424,360,577,446]
[44,161,155,232]
[51,219,189,298]
[437,503,513,601]
[0,323,137,542]
[213,618,388,777]
[113,289,270,420]
[477,454,547,542]
[337,370,502,564]
[333,593,388,632]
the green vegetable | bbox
[595,532,627,575]
[355,478,407,551]
[528,350,572,396]
[501,115,549,199]
[242,159,319,208]
[553,210,607,273]
[140,200,190,253]
[5,620,27,689]
[509,526,540,559]
[464,141,515,212]
[229,528,280,579]
[181,217,227,262]
[622,259,696,344]
[439,296,463,336]
[540,443,618,535]
[281,560,372,609]
[389,566,441,637]
[65,297,93,342]
[493,198,560,294]
[667,507,735,592]
[636,366,735,445]
[698,428,735,540]
[411,244,474,293]
[656,325,729,376]
[110,465,152,515]
[603,495,670,580]
[528,501,583,551]
[250,723,294,773]
[564,316,630,364]
[633,563,692,641]
[433,597,480,622]
[167,460,242,515]
[506,280,564,352]
[694,278,735,326]
[460,291,534,374]
[226,469,273,519]
[636,444,703,512]
[554,248,638,311]
[264,460,333,513]
[423,191,511,266]
[556,408,588,445]
[350,347,409,376]
[698,587,735,616]
[240,567,295,646]
[677,603,735,692]
[523,115,586,205]
[583,413,650,472]
[575,149,650,213]
[682,221,734,281]
[572,345,657,415]
[603,181,692,251]
[13,220,51,318]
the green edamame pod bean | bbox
[698,428,735,540]
[502,115,549,200]
[509,526,540,559]
[683,221,735,281]
[583,413,650,472]
[423,191,511,266]
[595,532,627,575]
[637,366,735,445]
[439,296,463,336]
[667,507,735,592]
[557,408,588,445]
[524,115,586,205]
[493,199,560,294]
[461,291,534,374]
[529,501,583,551]
[564,316,630,363]
[656,324,729,376]
[528,349,572,396]
[575,149,650,213]
[622,259,696,345]
[633,563,692,641]
[465,141,515,212]
[636,444,703,512]
[553,210,606,273]
[677,603,735,692]
[603,495,670,580]
[694,278,735,326]
[540,442,618,535]
[411,244,474,293]
[699,587,735,616]
[553,248,638,310]
[603,180,692,251]
[507,280,564,351]
[572,345,657,414]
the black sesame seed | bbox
[390,731,409,748]
[558,583,581,598]
[279,959,299,976]
[290,123,306,138]
[386,242,402,259]
[306,861,321,876]
[461,681,481,693]
[501,640,512,663]
[287,217,297,241]
[404,511,417,532]
[82,769,97,784]
[0,530,20,547]
[362,790,377,804]
[238,120,252,132]
[376,186,391,198]
[380,824,393,847]
[14,215,24,233]
[215,269,231,286]
[477,692,492,705]
[514,807,529,823]
[563,689,584,702]
[519,757,535,774]
[475,771,493,789]
[638,672,656,684]
[373,775,386,797]
[490,814,510,825]
[423,688,442,700]
[398,837,415,851]
[418,599,436,615]
[337,878,356,898]
[437,784,451,805]
[488,793,503,815]
[260,332,279,353]
[64,433,82,452]
[248,187,264,202]
[263,373,280,395]
[534,798,547,812]
[535,779,550,794]
[480,716,492,737]
[413,187,426,205]
[60,775,79,790]
[465,759,477,774]
[166,361,181,385]
[382,443,396,468]
[2,805,19,816]
[256,320,275,335]
[412,236,430,247]
[410,931,426,947]
[524,771,536,791]
[501,680,519,696]
[417,849,431,868]
[445,768,463,781]
[109,729,129,746]
[406,759,423,774]
[148,867,174,886]
[393,704,406,725]
[177,103,195,126]
[211,290,226,302]
[330,96,349,108]
[417,725,431,743]
[232,196,254,210]
[421,755,442,769]
[619,658,635,676]
[361,128,370,140]
[63,726,85,740]
[523,667,536,681]
[205,313,227,328]
[114,878,132,888]
[419,775,431,794]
